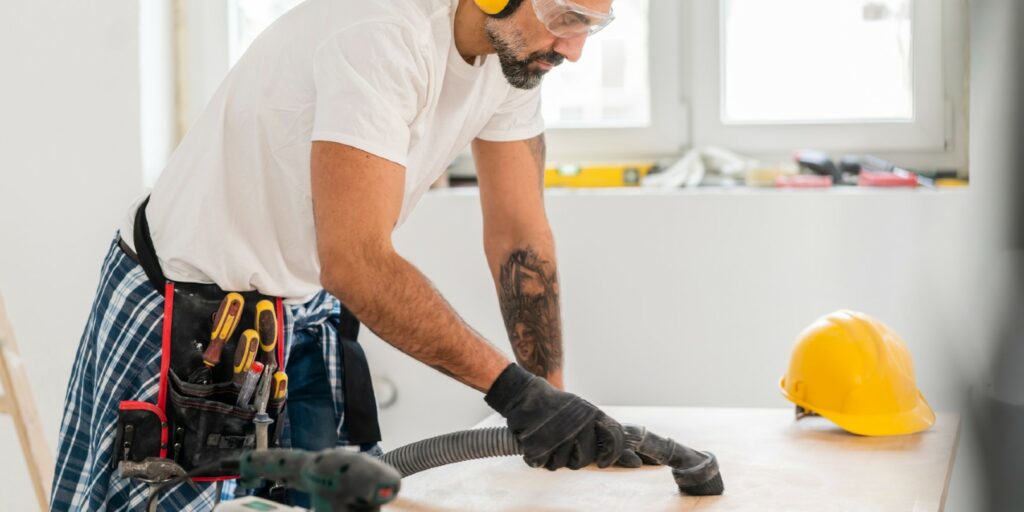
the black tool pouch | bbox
[112,197,287,479]
[167,372,284,469]
[114,401,167,463]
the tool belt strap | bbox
[133,196,168,292]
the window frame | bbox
[179,0,232,131]
[545,0,688,162]
[139,0,177,186]
[688,0,953,156]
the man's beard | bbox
[485,22,565,89]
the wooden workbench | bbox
[386,407,959,512]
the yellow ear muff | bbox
[474,0,511,16]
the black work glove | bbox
[614,449,660,468]
[485,364,625,471]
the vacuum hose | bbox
[379,424,724,496]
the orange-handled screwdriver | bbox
[202,292,245,367]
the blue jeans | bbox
[286,327,383,454]
[287,326,342,454]
[285,327,364,507]
[222,292,382,506]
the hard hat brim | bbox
[779,377,937,436]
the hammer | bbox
[119,457,199,512]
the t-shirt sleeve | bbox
[476,85,546,142]
[310,22,428,167]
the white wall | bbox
[0,1,142,510]
[372,188,975,438]
[366,188,978,508]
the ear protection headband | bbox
[474,0,518,18]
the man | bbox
[52,0,632,509]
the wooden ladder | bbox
[0,290,53,510]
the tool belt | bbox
[112,197,290,480]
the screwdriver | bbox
[203,292,245,367]
[271,371,288,401]
[237,361,265,407]
[232,329,260,386]
[255,300,278,368]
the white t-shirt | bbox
[120,0,544,302]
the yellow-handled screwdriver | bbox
[202,292,245,367]
[255,300,278,368]
[232,329,260,386]
[271,371,288,401]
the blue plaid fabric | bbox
[50,237,378,511]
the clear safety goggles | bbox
[532,0,616,38]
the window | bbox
[541,0,650,129]
[546,0,686,161]
[722,0,913,123]
[162,0,964,172]
[689,0,957,161]
[221,0,681,162]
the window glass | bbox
[541,0,651,128]
[722,0,913,123]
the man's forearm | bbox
[489,237,564,387]
[323,250,510,392]
[474,132,563,387]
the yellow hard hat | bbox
[779,310,935,436]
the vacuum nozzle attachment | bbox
[672,453,723,496]
[623,424,724,496]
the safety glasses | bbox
[532,0,615,38]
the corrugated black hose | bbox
[379,424,724,496]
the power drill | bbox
[235,448,401,511]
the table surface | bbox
[385,406,960,512]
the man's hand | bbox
[485,364,625,470]
[614,449,661,468]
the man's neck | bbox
[454,0,496,64]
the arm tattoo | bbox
[499,247,563,377]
